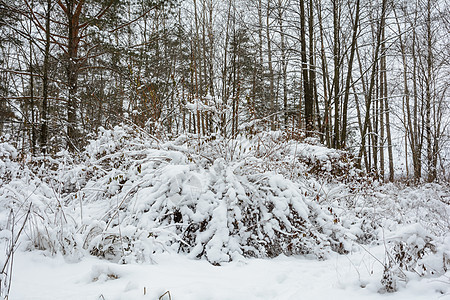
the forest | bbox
[0,0,448,181]
[0,0,449,299]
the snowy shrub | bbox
[379,224,450,293]
[380,266,398,293]
[16,126,358,264]
[0,139,19,186]
[1,125,448,275]
[73,128,357,264]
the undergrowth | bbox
[0,125,449,294]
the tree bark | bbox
[340,0,360,149]
[266,1,276,130]
[58,0,85,152]
[356,0,387,169]
[332,0,340,148]
[278,0,288,128]
[299,0,313,135]
[425,0,435,182]
[316,0,331,146]
[40,0,51,154]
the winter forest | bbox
[0,0,449,299]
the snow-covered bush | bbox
[60,126,359,264]
[0,126,359,264]
[0,125,448,277]
[380,224,450,292]
[0,139,19,186]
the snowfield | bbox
[9,246,450,300]
[1,126,449,299]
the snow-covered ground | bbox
[1,127,449,299]
[10,245,449,300]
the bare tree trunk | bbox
[308,0,319,136]
[40,0,51,154]
[316,0,331,146]
[28,5,36,155]
[201,2,208,135]
[266,1,276,130]
[299,0,313,135]
[425,0,435,182]
[207,0,215,98]
[384,78,394,182]
[394,6,420,181]
[352,77,369,171]
[332,0,340,148]
[380,13,393,181]
[356,0,387,169]
[412,6,422,181]
[193,0,202,137]
[372,75,378,174]
[379,25,385,180]
[340,0,360,149]
[222,0,233,136]
[278,0,288,128]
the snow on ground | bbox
[1,127,450,299]
[10,245,449,300]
